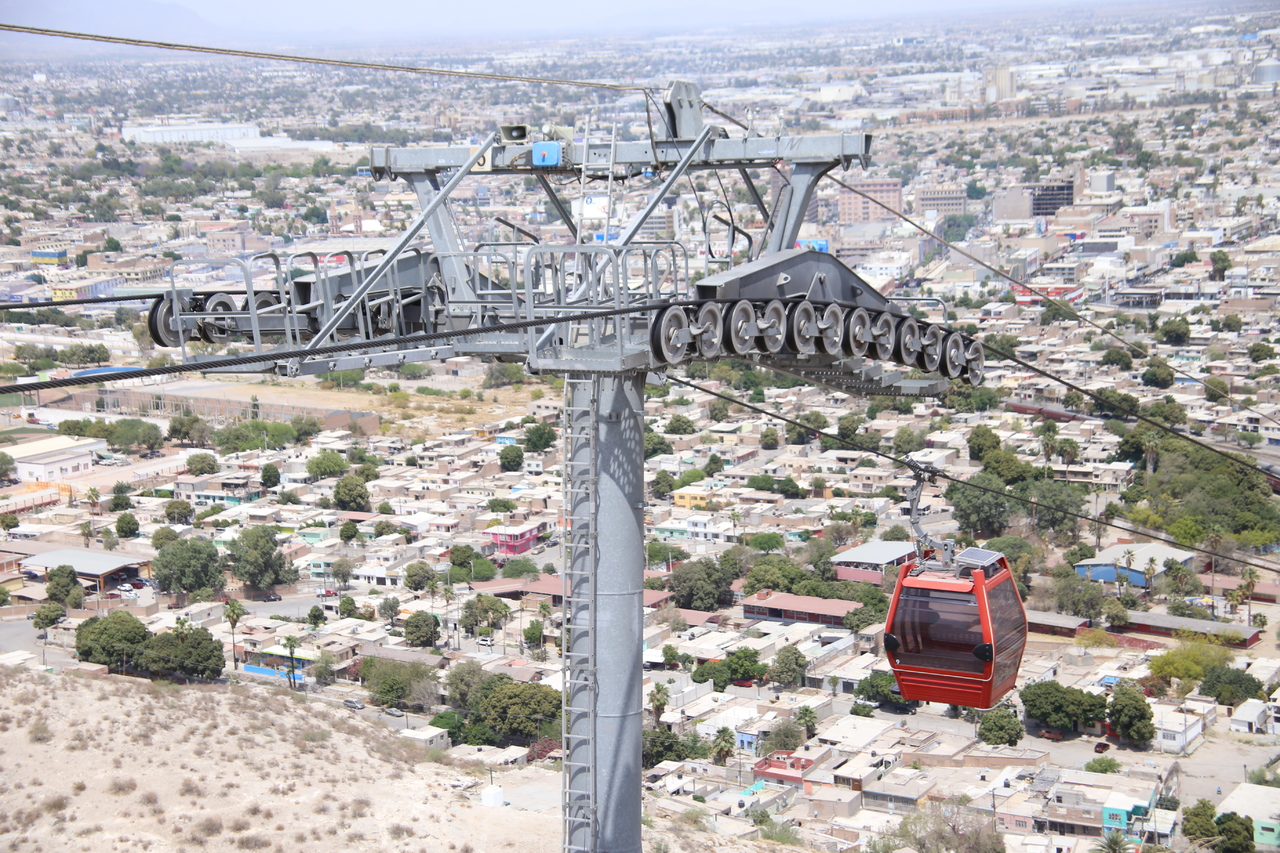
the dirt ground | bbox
[0,668,779,853]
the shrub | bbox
[108,777,138,795]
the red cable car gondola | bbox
[883,546,1027,710]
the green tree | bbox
[404,560,433,591]
[378,596,400,626]
[967,425,1000,462]
[306,604,327,629]
[977,707,1025,746]
[1142,361,1175,388]
[330,556,355,589]
[524,423,557,452]
[748,532,785,553]
[404,611,441,647]
[856,671,898,705]
[652,470,676,498]
[1101,348,1133,370]
[649,682,670,721]
[499,444,525,472]
[665,414,695,435]
[893,426,926,456]
[223,525,295,589]
[74,610,149,668]
[260,463,280,488]
[186,453,219,476]
[1084,756,1122,774]
[1209,250,1233,281]
[477,682,561,742]
[644,432,673,459]
[795,705,818,738]
[45,565,80,605]
[1020,680,1108,731]
[1204,376,1230,404]
[1215,813,1255,853]
[152,539,223,593]
[141,622,225,680]
[164,500,194,523]
[1089,829,1131,853]
[881,525,911,541]
[1182,799,1218,840]
[1248,342,1275,363]
[338,595,357,618]
[760,427,779,450]
[759,718,805,754]
[769,645,808,686]
[1200,665,1264,706]
[1108,685,1155,746]
[33,602,65,630]
[306,449,349,479]
[282,635,301,689]
[333,475,370,511]
[339,520,359,542]
[151,526,180,550]
[946,472,1012,535]
[115,512,139,538]
[711,726,736,764]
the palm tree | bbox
[224,599,247,670]
[1139,431,1162,478]
[1058,438,1080,467]
[1143,558,1158,597]
[1120,549,1135,594]
[424,573,439,608]
[1089,829,1132,853]
[282,634,301,690]
[711,726,736,765]
[795,705,817,739]
[1202,524,1227,598]
[80,521,92,547]
[1240,567,1259,626]
[85,486,100,515]
[649,682,670,724]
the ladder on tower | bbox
[560,374,599,853]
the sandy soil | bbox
[0,669,562,853]
[0,668,782,853]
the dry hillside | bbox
[0,668,782,853]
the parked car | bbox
[128,579,147,589]
[383,707,405,718]
[316,589,337,598]
[1094,742,1111,753]
[263,593,282,602]
[105,592,123,600]
[117,583,135,593]
[476,637,495,647]
[166,602,184,610]
[1041,729,1064,741]
[343,699,365,710]
[731,679,755,688]
[20,569,38,580]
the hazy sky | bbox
[0,0,1128,49]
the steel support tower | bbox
[144,81,985,853]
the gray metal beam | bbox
[305,132,496,348]
[616,124,713,247]
[369,132,871,176]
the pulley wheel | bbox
[785,301,818,355]
[198,292,237,345]
[869,312,897,362]
[964,339,986,386]
[247,291,280,312]
[919,324,945,373]
[650,306,691,364]
[724,299,756,355]
[818,304,844,356]
[694,302,724,359]
[845,307,872,357]
[147,296,190,348]
[756,300,787,354]
[940,331,966,378]
[894,317,921,368]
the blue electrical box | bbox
[532,141,561,168]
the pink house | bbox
[487,521,541,556]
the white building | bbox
[10,435,108,482]
[122,122,260,145]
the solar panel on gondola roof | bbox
[956,547,1003,567]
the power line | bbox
[669,376,1280,580]
[0,24,642,91]
[825,172,1280,433]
